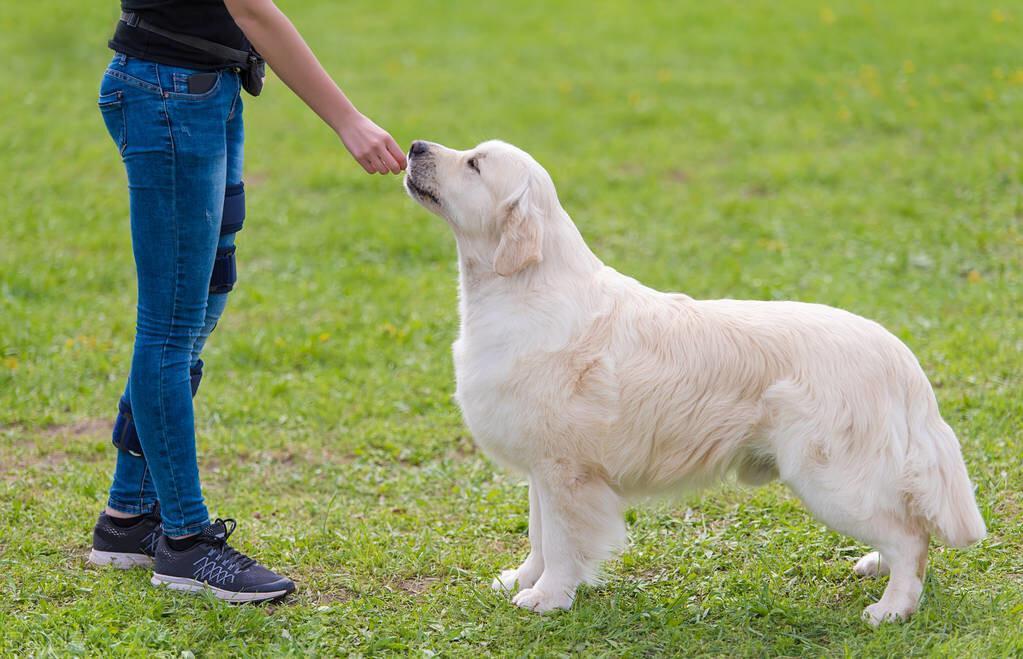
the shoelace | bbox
[205,518,256,571]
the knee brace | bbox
[210,182,244,294]
[190,359,204,395]
[209,245,237,294]
[221,182,245,235]
[112,396,143,457]
[112,361,205,456]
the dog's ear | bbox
[493,182,544,277]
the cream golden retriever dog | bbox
[403,139,985,624]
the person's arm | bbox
[224,0,406,174]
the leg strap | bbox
[112,396,143,457]
[112,361,205,456]
[221,182,245,235]
[209,245,237,294]
[190,359,204,395]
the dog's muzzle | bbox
[405,174,440,205]
[405,140,441,205]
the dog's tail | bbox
[908,395,986,548]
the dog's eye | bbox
[467,157,480,173]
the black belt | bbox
[119,11,265,96]
[120,11,251,67]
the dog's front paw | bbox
[862,602,912,626]
[511,587,573,613]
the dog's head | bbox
[404,140,559,277]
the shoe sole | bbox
[88,549,155,569]
[151,573,291,603]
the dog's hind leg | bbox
[492,475,545,593]
[511,459,625,613]
[860,527,928,625]
[786,470,929,625]
[853,551,889,578]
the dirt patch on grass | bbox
[303,586,357,607]
[393,576,440,596]
[206,447,357,472]
[665,169,690,184]
[0,418,109,479]
[43,418,111,437]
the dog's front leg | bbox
[492,476,545,593]
[510,460,625,613]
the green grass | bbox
[2,0,1022,655]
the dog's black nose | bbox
[409,140,429,157]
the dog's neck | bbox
[453,208,605,344]
[456,208,601,290]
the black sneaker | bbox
[151,518,295,603]
[88,506,162,569]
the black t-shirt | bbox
[109,1,250,70]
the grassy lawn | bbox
[2,0,1022,655]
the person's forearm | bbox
[225,0,356,132]
[224,0,405,174]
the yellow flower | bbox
[859,65,882,97]
[820,7,836,24]
[991,9,1008,23]
[902,60,915,75]
[3,357,17,370]
[967,270,983,284]
[319,333,331,343]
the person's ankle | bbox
[105,506,141,519]
[166,533,200,551]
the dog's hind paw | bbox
[492,569,522,593]
[854,551,889,578]
[492,563,542,594]
[511,587,573,613]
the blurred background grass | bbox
[1,1,1021,655]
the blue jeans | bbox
[98,53,244,537]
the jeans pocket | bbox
[98,90,127,156]
[167,70,223,100]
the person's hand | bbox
[336,112,407,174]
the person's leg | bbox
[97,53,160,522]
[105,84,244,528]
[105,363,200,519]
[106,383,157,518]
[107,57,237,539]
[107,101,244,517]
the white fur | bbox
[403,140,986,624]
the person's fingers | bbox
[385,138,407,170]
[363,154,382,174]
[369,154,389,175]
[379,149,402,174]
[357,155,375,174]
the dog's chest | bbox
[450,336,553,469]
